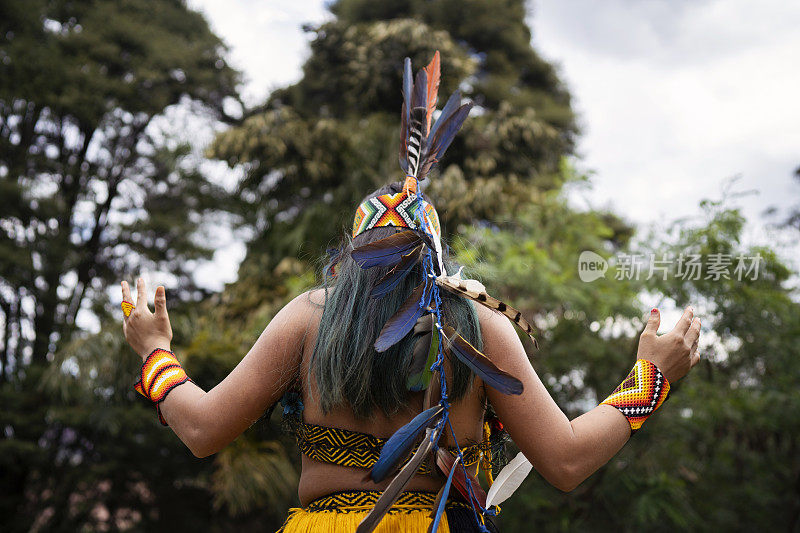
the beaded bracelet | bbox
[133,348,191,426]
[600,359,670,433]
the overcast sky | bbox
[184,0,800,290]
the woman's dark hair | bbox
[310,182,483,418]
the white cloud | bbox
[531,0,800,236]
[187,0,329,106]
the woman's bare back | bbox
[296,289,487,506]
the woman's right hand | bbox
[636,306,701,383]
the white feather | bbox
[485,451,533,508]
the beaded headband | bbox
[351,182,441,239]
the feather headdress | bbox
[351,52,539,533]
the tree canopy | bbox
[2,1,797,531]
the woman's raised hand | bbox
[121,278,173,360]
[636,306,701,383]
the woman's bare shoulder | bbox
[283,288,327,314]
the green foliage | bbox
[494,196,800,532]
[3,0,797,531]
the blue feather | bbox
[370,245,423,299]
[375,282,431,352]
[351,230,427,269]
[419,103,472,178]
[411,69,428,114]
[427,90,461,143]
[368,405,443,482]
[442,325,523,395]
[430,454,459,533]
[403,58,412,125]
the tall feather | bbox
[352,230,429,269]
[406,68,428,177]
[367,405,443,483]
[485,451,533,508]
[436,275,539,348]
[423,51,440,134]
[435,448,487,510]
[375,282,431,352]
[427,90,461,145]
[370,245,424,299]
[428,454,460,533]
[399,102,408,173]
[403,58,413,125]
[407,106,427,178]
[441,325,524,395]
[357,426,441,533]
[418,102,472,178]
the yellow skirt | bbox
[278,491,470,533]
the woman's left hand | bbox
[121,278,173,360]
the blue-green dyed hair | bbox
[311,182,483,418]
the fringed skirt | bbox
[278,490,498,532]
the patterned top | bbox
[294,420,487,475]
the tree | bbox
[0,0,243,529]
[209,0,579,266]
[0,0,240,371]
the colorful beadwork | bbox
[352,187,441,238]
[601,359,670,433]
[121,300,135,317]
[294,420,485,475]
[133,348,190,426]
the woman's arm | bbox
[481,305,701,492]
[122,279,317,458]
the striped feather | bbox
[436,275,539,348]
[441,325,523,395]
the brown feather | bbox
[356,427,441,533]
[423,51,441,134]
[435,448,487,509]
[427,454,461,530]
[441,325,523,395]
[436,276,539,348]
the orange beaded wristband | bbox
[134,348,190,426]
[600,359,670,433]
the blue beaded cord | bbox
[412,177,491,532]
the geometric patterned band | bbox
[352,185,441,239]
[294,419,485,476]
[133,348,190,426]
[302,490,472,514]
[600,359,670,433]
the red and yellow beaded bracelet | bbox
[134,348,190,426]
[601,359,670,433]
